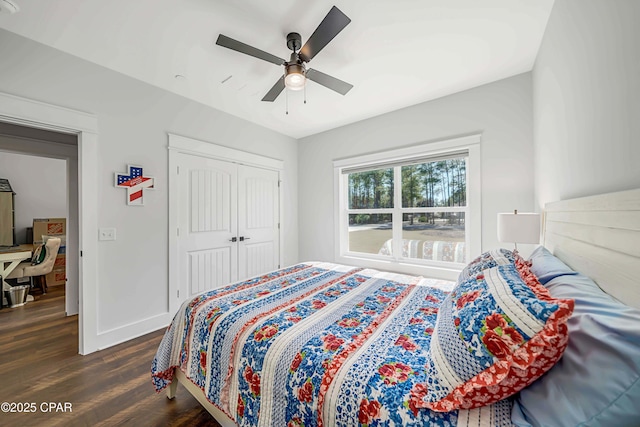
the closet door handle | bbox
[239,236,250,242]
[229,237,237,242]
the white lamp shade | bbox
[497,212,541,244]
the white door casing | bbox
[0,91,98,354]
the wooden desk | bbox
[1,244,33,296]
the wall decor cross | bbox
[115,165,155,206]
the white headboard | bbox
[543,188,640,309]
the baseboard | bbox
[96,312,172,351]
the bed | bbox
[152,188,640,427]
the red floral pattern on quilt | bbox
[358,398,381,426]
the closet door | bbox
[177,153,237,298]
[176,153,281,300]
[237,165,280,280]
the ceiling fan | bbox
[215,6,353,102]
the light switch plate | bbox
[99,228,116,241]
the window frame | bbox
[334,134,481,280]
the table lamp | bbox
[497,210,541,252]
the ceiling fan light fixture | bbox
[215,6,352,101]
[284,63,306,91]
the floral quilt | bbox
[151,262,514,427]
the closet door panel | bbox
[237,165,280,280]
[177,153,237,298]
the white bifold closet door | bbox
[176,153,280,299]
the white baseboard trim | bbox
[96,312,172,351]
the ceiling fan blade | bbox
[261,76,285,102]
[298,6,351,63]
[306,69,353,95]
[216,34,286,66]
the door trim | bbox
[0,91,98,355]
[168,133,283,170]
[167,133,284,314]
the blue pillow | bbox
[527,246,577,285]
[512,272,640,426]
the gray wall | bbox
[533,0,640,209]
[298,73,535,263]
[0,150,67,244]
[0,29,298,339]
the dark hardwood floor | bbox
[0,285,221,426]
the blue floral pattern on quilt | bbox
[151,262,514,427]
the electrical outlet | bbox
[99,228,116,241]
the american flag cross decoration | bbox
[115,165,155,206]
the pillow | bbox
[512,272,640,427]
[413,258,574,412]
[527,246,578,285]
[31,244,46,265]
[457,248,516,284]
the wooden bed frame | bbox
[167,368,236,426]
[166,187,640,424]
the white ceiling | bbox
[0,0,555,139]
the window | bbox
[334,135,481,279]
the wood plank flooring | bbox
[0,286,221,426]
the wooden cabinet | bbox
[0,178,16,246]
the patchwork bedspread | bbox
[152,262,513,427]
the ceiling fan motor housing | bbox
[286,32,302,52]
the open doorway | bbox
[0,122,78,323]
[1,91,99,355]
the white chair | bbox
[6,237,61,295]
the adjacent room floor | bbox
[0,285,218,426]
